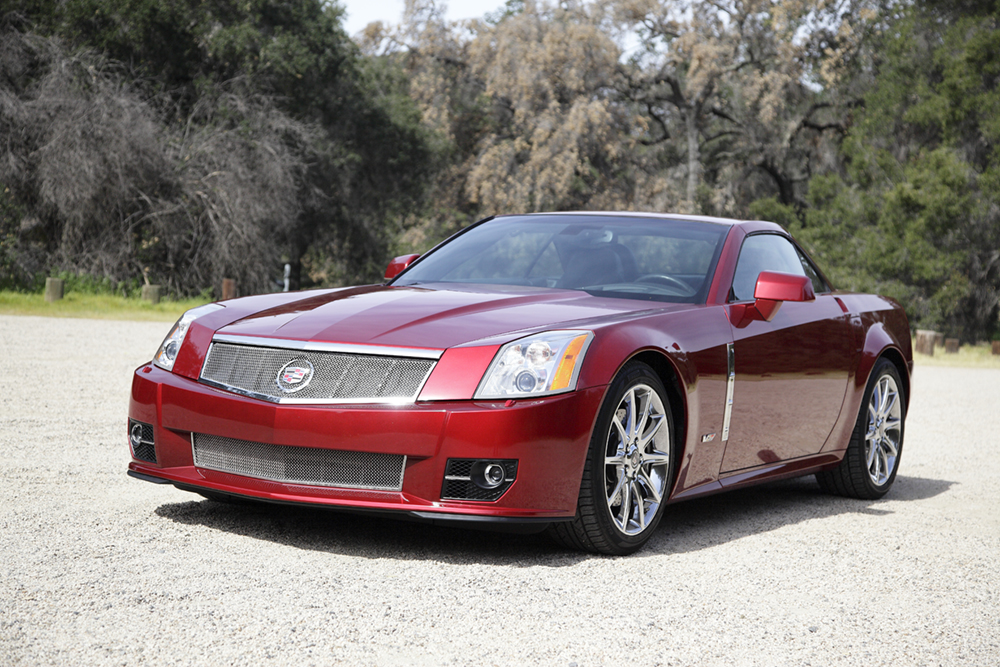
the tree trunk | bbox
[287,234,312,292]
[684,108,700,213]
[757,159,796,207]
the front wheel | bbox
[549,361,675,555]
[817,357,905,499]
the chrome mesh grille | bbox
[193,433,405,491]
[200,342,435,403]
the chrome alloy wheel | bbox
[604,384,671,535]
[865,373,902,486]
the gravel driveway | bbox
[1,314,997,666]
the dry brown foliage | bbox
[1,30,166,280]
[0,26,321,295]
[147,86,319,295]
[465,2,634,213]
[370,0,877,255]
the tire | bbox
[549,361,675,555]
[817,357,905,499]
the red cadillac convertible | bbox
[128,212,911,555]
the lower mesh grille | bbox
[192,433,405,491]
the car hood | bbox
[216,283,684,350]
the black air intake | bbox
[128,420,156,464]
[441,459,518,501]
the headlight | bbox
[475,331,594,399]
[153,303,225,371]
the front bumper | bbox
[128,364,605,523]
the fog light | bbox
[130,422,144,450]
[128,419,157,464]
[482,463,506,488]
[441,459,518,502]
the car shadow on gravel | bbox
[154,473,953,565]
[639,474,954,558]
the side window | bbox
[730,234,806,302]
[795,247,829,295]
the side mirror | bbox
[384,254,420,281]
[752,271,815,321]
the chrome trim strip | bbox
[722,343,735,442]
[211,333,444,360]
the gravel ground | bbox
[1,314,998,666]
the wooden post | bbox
[914,329,936,356]
[933,332,945,348]
[141,284,161,304]
[44,278,64,302]
[992,341,1000,356]
[222,278,237,300]
[944,338,960,354]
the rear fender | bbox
[857,322,910,402]
[821,320,910,455]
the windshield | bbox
[394,214,729,303]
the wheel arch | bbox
[623,349,687,489]
[877,347,911,412]
[858,322,912,413]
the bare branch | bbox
[710,106,740,125]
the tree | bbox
[0,25,321,294]
[794,0,1000,340]
[613,0,879,214]
[0,1,434,292]
[463,1,636,213]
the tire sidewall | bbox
[586,361,675,554]
[856,358,906,496]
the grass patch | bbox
[913,342,1000,369]
[0,291,210,322]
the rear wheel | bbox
[549,361,674,555]
[817,357,905,499]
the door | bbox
[721,233,852,473]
